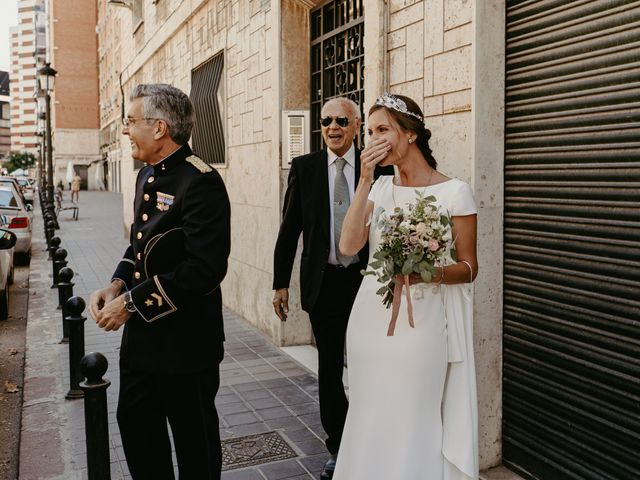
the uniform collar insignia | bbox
[154,144,193,174]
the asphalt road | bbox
[0,263,31,480]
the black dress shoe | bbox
[320,457,337,479]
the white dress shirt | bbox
[327,144,357,266]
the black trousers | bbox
[309,263,363,455]
[117,366,222,480]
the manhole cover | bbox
[222,431,297,470]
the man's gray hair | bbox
[323,97,361,120]
[129,84,195,145]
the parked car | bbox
[0,177,29,207]
[0,227,16,319]
[15,177,34,204]
[0,183,33,263]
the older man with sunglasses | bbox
[273,97,392,479]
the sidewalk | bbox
[19,191,329,480]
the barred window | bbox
[310,0,365,151]
[191,52,225,165]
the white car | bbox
[0,183,33,263]
[15,177,34,204]
[0,227,16,319]
[0,177,28,206]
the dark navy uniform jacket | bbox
[112,143,231,374]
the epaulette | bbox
[185,155,212,173]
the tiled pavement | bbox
[19,191,329,479]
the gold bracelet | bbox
[460,260,473,283]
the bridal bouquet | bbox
[363,191,453,335]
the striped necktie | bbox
[334,158,354,267]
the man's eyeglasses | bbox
[320,116,350,128]
[122,117,159,128]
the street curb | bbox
[19,215,82,479]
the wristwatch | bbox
[123,291,137,313]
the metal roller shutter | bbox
[503,1,640,479]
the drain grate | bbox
[221,431,298,470]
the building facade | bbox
[10,0,101,190]
[97,0,640,478]
[0,71,10,160]
[9,0,43,156]
[97,0,127,193]
[48,0,102,190]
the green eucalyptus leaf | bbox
[376,286,389,296]
[402,259,414,275]
[410,251,423,262]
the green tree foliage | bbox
[4,151,36,173]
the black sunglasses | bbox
[320,116,350,128]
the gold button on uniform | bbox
[134,272,141,279]
[136,232,142,240]
[142,214,148,221]
[144,194,150,201]
[147,176,155,183]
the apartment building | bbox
[10,0,102,190]
[9,0,43,156]
[48,0,101,190]
[0,71,10,160]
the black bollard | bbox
[57,267,75,342]
[65,296,86,399]
[79,352,112,480]
[48,235,60,261]
[44,217,54,248]
[44,201,59,230]
[52,247,68,288]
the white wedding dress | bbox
[333,176,479,480]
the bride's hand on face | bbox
[361,138,391,183]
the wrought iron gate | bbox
[310,0,364,151]
[503,1,640,479]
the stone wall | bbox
[52,128,101,188]
[115,0,284,341]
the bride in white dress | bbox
[335,93,479,480]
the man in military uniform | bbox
[90,84,230,480]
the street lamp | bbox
[38,62,57,207]
[36,100,46,188]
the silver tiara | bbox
[375,92,423,122]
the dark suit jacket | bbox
[273,148,393,312]
[112,143,231,374]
